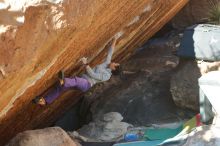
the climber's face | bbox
[109,62,120,70]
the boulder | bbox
[170,60,220,111]
[6,127,80,146]
[0,0,188,145]
[76,112,131,142]
[171,0,216,29]
[0,0,189,145]
[170,60,201,111]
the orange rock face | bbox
[0,0,188,145]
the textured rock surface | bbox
[76,112,131,142]
[171,0,216,29]
[6,127,80,146]
[79,33,194,127]
[183,125,220,146]
[170,60,201,111]
[170,60,220,111]
[0,0,188,145]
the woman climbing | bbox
[33,37,121,106]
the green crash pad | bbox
[183,114,201,133]
[144,125,183,140]
[144,114,201,141]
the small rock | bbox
[170,60,220,111]
[165,60,178,68]
[77,112,131,142]
[103,112,123,122]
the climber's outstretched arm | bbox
[103,37,117,65]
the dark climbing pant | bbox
[44,77,91,104]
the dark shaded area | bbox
[54,99,82,131]
[152,23,175,38]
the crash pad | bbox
[199,71,220,122]
[178,24,220,61]
[144,114,202,141]
[81,142,115,146]
[144,125,183,140]
[113,140,163,146]
[183,114,202,133]
[199,71,220,115]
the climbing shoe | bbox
[32,96,46,106]
[58,70,65,86]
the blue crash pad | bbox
[178,24,220,61]
[113,140,163,146]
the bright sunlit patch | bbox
[127,16,140,27]
[202,130,212,141]
[200,85,220,115]
[143,5,152,12]
[16,16,25,23]
[0,2,9,10]
[0,25,8,34]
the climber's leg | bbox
[43,82,69,104]
[63,77,91,92]
[34,76,91,105]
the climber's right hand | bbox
[80,57,88,65]
[111,37,117,49]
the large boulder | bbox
[170,60,220,111]
[170,60,201,111]
[6,127,80,146]
[0,0,189,145]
